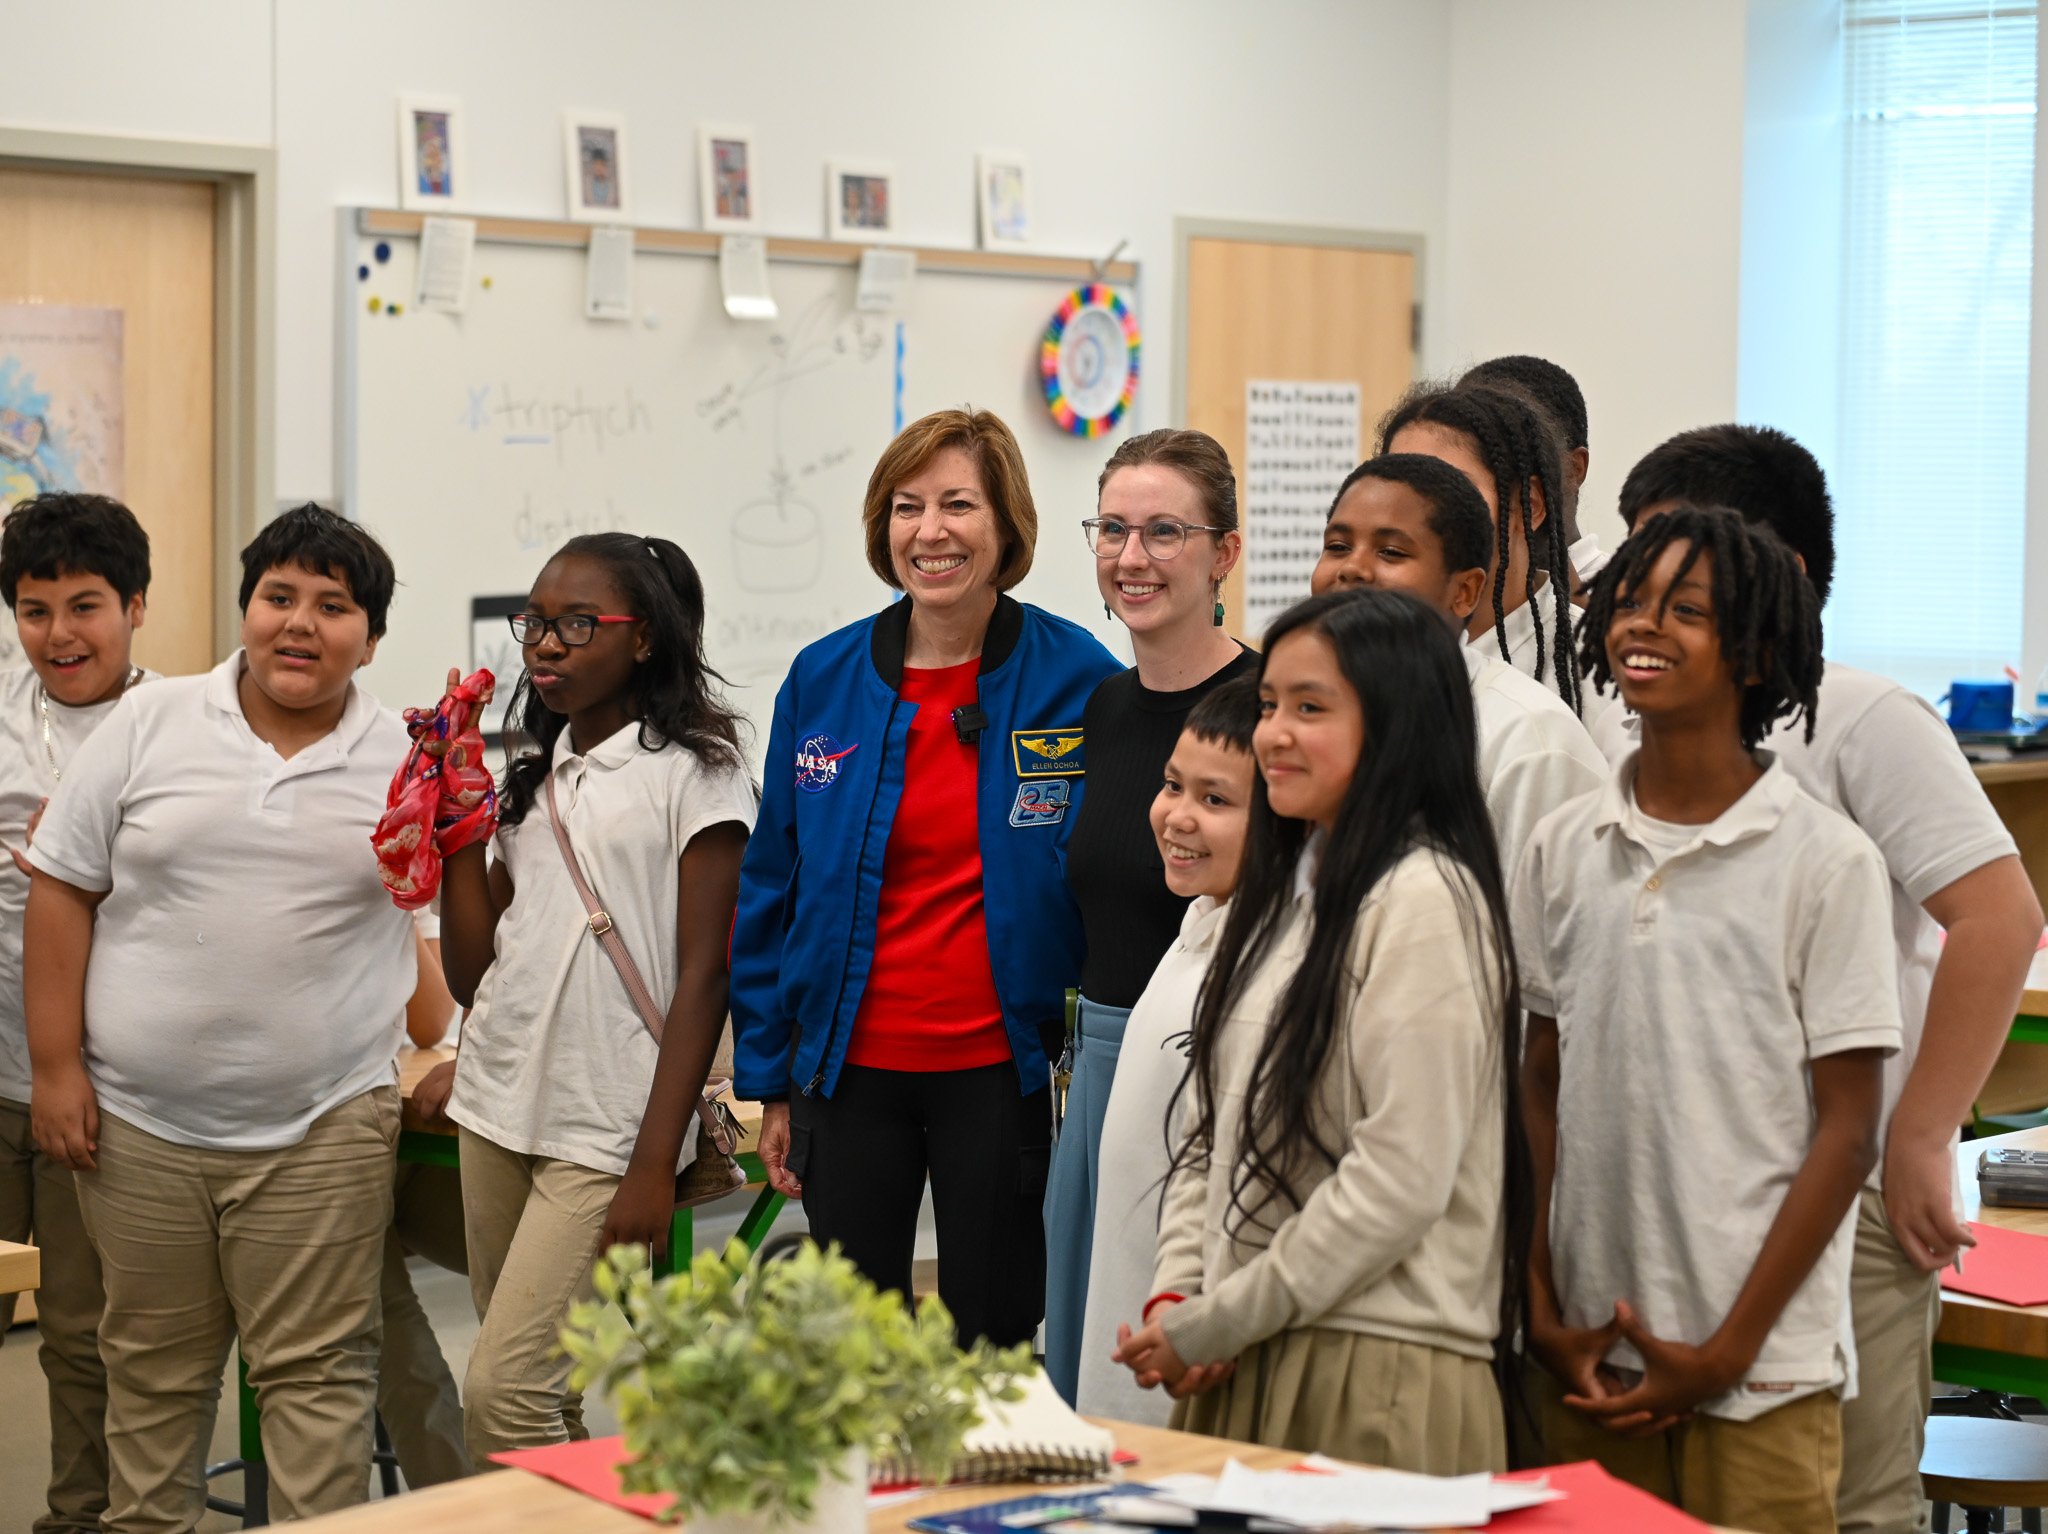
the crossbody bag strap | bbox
[545,774,739,1155]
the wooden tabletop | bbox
[0,1238,38,1296]
[396,1045,764,1151]
[275,1417,1742,1531]
[1936,1124,2048,1360]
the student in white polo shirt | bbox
[1310,453,1604,880]
[0,492,158,1534]
[1602,427,2043,1534]
[1516,506,1901,1534]
[425,532,754,1461]
[23,505,414,1532]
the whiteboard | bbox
[342,217,1134,764]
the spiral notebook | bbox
[875,1368,1117,1486]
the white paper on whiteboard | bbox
[856,247,917,314]
[719,234,778,320]
[1243,380,1362,640]
[585,226,635,321]
[416,216,477,314]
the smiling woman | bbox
[730,408,1120,1349]
[18,504,422,1525]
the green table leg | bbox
[2012,1013,2048,1046]
[1932,1342,2048,1399]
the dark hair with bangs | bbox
[498,533,748,826]
[1616,424,1836,606]
[0,492,151,609]
[1183,672,1259,754]
[1332,453,1494,577]
[1377,382,1578,713]
[238,504,396,638]
[1579,503,1822,750]
[1169,587,1531,1415]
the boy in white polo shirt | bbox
[1311,453,1604,877]
[1516,506,1901,1534]
[1603,427,2043,1534]
[25,505,417,1531]
[0,492,156,1534]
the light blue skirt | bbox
[1041,995,1133,1404]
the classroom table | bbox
[1932,1124,2048,1395]
[0,1237,37,1295]
[255,1417,1754,1533]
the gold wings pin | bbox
[1022,735,1083,760]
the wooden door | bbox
[0,166,216,677]
[1183,236,1416,643]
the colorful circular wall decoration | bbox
[1040,284,1139,437]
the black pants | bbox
[788,1061,1051,1348]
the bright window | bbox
[1833,0,2036,700]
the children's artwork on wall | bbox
[977,153,1030,251]
[565,112,630,223]
[699,125,759,232]
[826,161,895,243]
[397,95,465,212]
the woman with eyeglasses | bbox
[730,409,1119,1347]
[1045,429,1251,1407]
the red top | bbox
[845,659,1013,1073]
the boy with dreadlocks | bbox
[1513,505,1899,1534]
[1458,354,1608,588]
[1606,426,2041,1534]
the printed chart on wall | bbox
[0,305,125,666]
[1241,380,1359,640]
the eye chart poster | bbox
[1242,380,1361,640]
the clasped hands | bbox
[1111,1302,1236,1400]
[1531,1299,1745,1439]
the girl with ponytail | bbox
[427,532,757,1459]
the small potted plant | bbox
[565,1239,1032,1533]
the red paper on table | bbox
[1939,1222,2048,1307]
[491,1436,671,1520]
[1495,1461,1714,1532]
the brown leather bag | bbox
[544,776,746,1207]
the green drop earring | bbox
[1213,583,1225,628]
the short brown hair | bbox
[862,409,1038,591]
[1096,428,1239,532]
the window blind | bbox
[1833,0,2036,700]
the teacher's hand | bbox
[759,1100,802,1198]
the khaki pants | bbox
[457,1125,617,1462]
[1527,1364,1843,1534]
[0,1095,110,1534]
[378,1160,471,1487]
[1838,1188,1940,1534]
[76,1089,398,1533]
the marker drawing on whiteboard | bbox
[503,434,552,445]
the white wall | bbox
[1443,0,1750,555]
[0,0,1455,508]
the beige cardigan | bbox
[1154,845,1508,1366]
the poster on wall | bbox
[0,304,126,666]
[1241,379,1360,641]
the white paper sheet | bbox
[719,234,778,320]
[1242,380,1363,640]
[585,226,635,321]
[856,247,917,314]
[415,216,476,314]
[1135,1458,1562,1532]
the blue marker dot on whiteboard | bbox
[375,242,392,264]
[357,264,370,281]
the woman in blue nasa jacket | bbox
[730,408,1120,1346]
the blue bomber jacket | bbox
[730,594,1121,1101]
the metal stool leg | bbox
[372,1412,401,1497]
[202,1344,268,1526]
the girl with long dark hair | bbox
[427,532,755,1459]
[1114,587,1532,1475]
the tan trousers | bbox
[1528,1364,1843,1534]
[0,1095,110,1534]
[1837,1189,1939,1534]
[457,1125,617,1462]
[76,1089,398,1533]
[378,1160,471,1487]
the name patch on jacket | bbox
[795,731,857,793]
[1011,727,1085,778]
[1009,778,1071,827]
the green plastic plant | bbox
[564,1239,1031,1524]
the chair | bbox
[1923,1415,2048,1533]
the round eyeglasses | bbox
[1081,517,1230,560]
[507,613,638,647]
